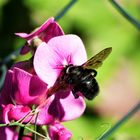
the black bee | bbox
[49,47,112,100]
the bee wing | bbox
[82,47,112,69]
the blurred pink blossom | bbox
[0,126,17,140]
[48,122,72,140]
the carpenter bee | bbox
[49,47,112,100]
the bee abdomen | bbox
[81,78,99,100]
[72,75,99,100]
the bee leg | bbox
[72,88,79,99]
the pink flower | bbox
[0,34,87,139]
[48,122,72,140]
[33,34,87,121]
[0,67,48,139]
[34,34,87,88]
[15,17,64,54]
[0,67,48,107]
[0,67,85,125]
[33,34,87,123]
[0,66,85,139]
[0,67,49,123]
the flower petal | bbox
[15,17,64,42]
[2,104,31,123]
[0,70,13,105]
[20,45,31,55]
[38,21,64,43]
[47,34,87,66]
[34,97,55,125]
[48,122,72,140]
[34,42,63,87]
[13,67,48,105]
[0,126,18,140]
[15,17,54,40]
[59,92,86,121]
[35,90,85,124]
[47,91,85,121]
[0,67,48,107]
[34,35,87,87]
[16,17,64,55]
[12,59,35,74]
[2,103,54,125]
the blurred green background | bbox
[0,0,140,139]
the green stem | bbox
[109,0,140,30]
[0,122,49,140]
[54,0,77,21]
[18,124,48,139]
[98,101,140,140]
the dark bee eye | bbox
[65,64,73,74]
[66,67,71,74]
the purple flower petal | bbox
[48,91,86,121]
[33,42,62,87]
[0,70,13,105]
[12,59,35,74]
[15,17,64,42]
[48,122,72,140]
[47,35,87,66]
[34,97,55,125]
[15,17,64,55]
[3,104,32,123]
[1,102,54,125]
[0,67,48,107]
[15,17,54,40]
[13,67,48,105]
[20,45,31,55]
[59,92,86,121]
[34,35,87,87]
[34,90,85,124]
[35,90,85,123]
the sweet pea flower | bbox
[48,122,72,140]
[0,67,85,139]
[0,67,48,107]
[15,17,64,54]
[1,34,87,121]
[1,34,87,123]
[0,67,50,125]
[0,34,88,139]
[0,34,86,137]
[0,67,47,140]
[33,34,87,121]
